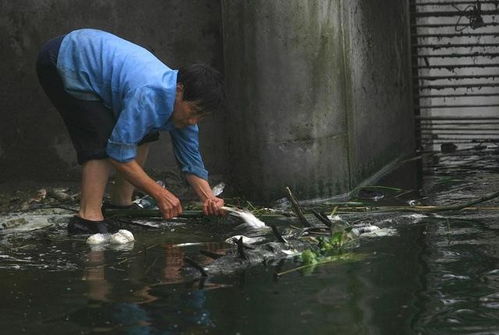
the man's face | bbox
[172,85,203,128]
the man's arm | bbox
[185,174,224,216]
[109,159,182,219]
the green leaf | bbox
[301,250,318,265]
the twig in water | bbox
[428,190,499,212]
[336,191,499,214]
[235,237,248,260]
[276,256,341,277]
[358,185,403,192]
[330,206,339,217]
[183,256,208,277]
[311,210,332,228]
[270,224,288,243]
[144,256,158,276]
[394,189,416,199]
[285,187,312,227]
[276,253,365,277]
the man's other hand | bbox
[155,188,183,219]
[203,197,224,216]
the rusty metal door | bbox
[410,0,499,151]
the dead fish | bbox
[357,189,384,202]
[183,238,316,278]
[48,188,73,201]
[224,235,266,245]
[29,189,47,203]
[222,206,267,229]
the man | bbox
[36,29,225,234]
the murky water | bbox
[1,148,498,334]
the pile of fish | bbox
[181,215,358,279]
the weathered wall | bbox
[343,0,415,187]
[0,0,226,182]
[222,0,414,202]
[1,0,415,203]
[222,1,351,201]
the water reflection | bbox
[75,242,228,333]
[413,218,499,334]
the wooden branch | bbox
[311,209,332,228]
[429,190,499,212]
[183,256,208,277]
[270,224,288,243]
[335,191,499,214]
[285,187,312,227]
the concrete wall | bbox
[0,0,226,182]
[0,0,415,203]
[222,0,351,202]
[222,0,414,202]
[343,0,415,187]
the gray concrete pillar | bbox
[222,0,351,202]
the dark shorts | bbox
[36,35,159,165]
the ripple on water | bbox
[479,293,499,310]
[436,238,497,248]
[435,227,482,236]
[441,273,471,281]
[440,298,466,306]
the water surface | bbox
[1,148,498,334]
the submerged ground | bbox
[1,147,498,334]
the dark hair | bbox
[177,64,224,115]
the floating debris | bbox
[357,189,385,201]
[29,189,47,203]
[48,188,75,202]
[351,225,380,235]
[211,182,226,196]
[358,228,397,238]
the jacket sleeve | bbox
[169,124,208,180]
[106,88,164,162]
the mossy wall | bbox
[343,0,415,188]
[222,0,352,201]
[222,0,414,202]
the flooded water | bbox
[1,148,499,334]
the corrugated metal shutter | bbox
[410,0,499,151]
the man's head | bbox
[172,64,224,128]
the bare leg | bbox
[79,159,112,221]
[109,143,150,206]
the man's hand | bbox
[203,197,224,216]
[185,174,227,217]
[154,188,183,219]
[109,158,182,219]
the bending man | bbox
[36,29,225,234]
